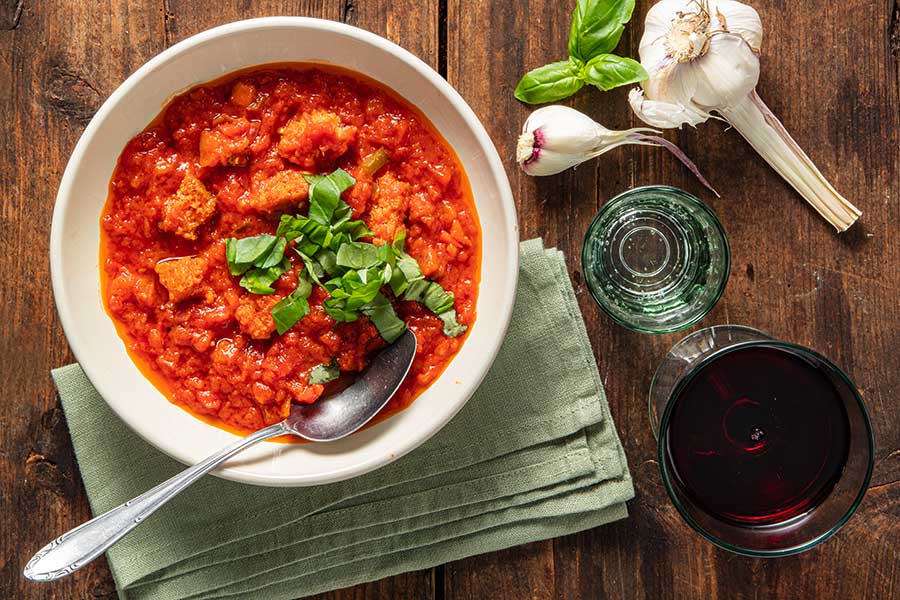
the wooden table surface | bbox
[3,1,899,598]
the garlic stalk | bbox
[629,0,861,231]
[517,105,718,195]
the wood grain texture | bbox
[2,0,899,598]
[1,2,165,598]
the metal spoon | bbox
[24,329,417,582]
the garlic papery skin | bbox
[517,105,718,195]
[630,0,861,231]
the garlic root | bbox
[630,134,719,197]
[721,92,861,232]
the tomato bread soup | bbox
[101,64,481,439]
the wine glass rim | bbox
[656,339,876,557]
[580,185,731,335]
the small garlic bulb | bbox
[630,0,861,231]
[517,105,717,194]
[517,106,640,176]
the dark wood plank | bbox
[0,2,165,598]
[162,0,341,42]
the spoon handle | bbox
[23,421,288,582]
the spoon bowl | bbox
[288,330,417,442]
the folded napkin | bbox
[53,238,634,600]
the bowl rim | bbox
[50,16,519,486]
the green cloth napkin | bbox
[53,239,634,600]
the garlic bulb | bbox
[630,0,861,231]
[517,105,717,195]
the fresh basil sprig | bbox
[514,0,646,104]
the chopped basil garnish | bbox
[226,234,279,272]
[226,167,468,341]
[255,236,287,269]
[271,271,312,335]
[438,309,467,338]
[226,233,292,292]
[304,169,355,225]
[361,293,407,344]
[336,241,382,270]
[309,360,340,385]
[239,257,290,295]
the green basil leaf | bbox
[336,241,382,270]
[345,278,383,311]
[239,257,289,295]
[568,0,636,61]
[277,214,306,240]
[323,298,360,323]
[306,176,341,225]
[422,282,455,315]
[391,230,407,253]
[335,220,374,240]
[308,361,340,385]
[224,238,251,276]
[396,254,423,283]
[402,279,430,303]
[294,269,313,299]
[313,248,340,276]
[340,268,364,289]
[389,269,408,296]
[514,60,584,105]
[305,169,356,226]
[233,234,278,264]
[377,243,394,263]
[331,200,354,227]
[292,249,327,288]
[438,309,468,338]
[271,285,311,335]
[361,293,407,343]
[255,236,287,269]
[328,168,356,191]
[225,234,279,275]
[581,53,648,91]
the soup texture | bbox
[101,65,480,436]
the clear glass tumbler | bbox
[650,325,875,556]
[581,186,730,334]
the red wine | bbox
[665,345,851,526]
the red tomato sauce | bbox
[100,64,481,439]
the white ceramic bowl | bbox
[51,17,518,487]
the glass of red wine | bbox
[650,325,874,556]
